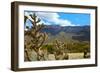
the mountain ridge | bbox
[41,25,90,42]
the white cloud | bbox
[25,11,76,26]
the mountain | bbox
[42,25,89,34]
[41,25,90,42]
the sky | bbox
[24,11,90,28]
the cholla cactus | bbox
[54,40,69,60]
[24,13,48,61]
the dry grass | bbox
[68,53,84,59]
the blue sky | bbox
[58,13,90,26]
[24,11,90,27]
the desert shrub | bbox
[65,42,90,53]
[42,45,54,54]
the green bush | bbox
[42,45,55,54]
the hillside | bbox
[41,25,90,43]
